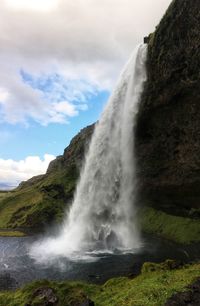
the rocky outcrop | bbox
[47,124,94,175]
[136,0,200,217]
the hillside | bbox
[0,124,94,230]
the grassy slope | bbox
[0,125,93,230]
[0,191,10,200]
[140,207,200,244]
[0,262,200,306]
[0,170,75,229]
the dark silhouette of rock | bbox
[143,36,149,44]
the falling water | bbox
[31,44,147,260]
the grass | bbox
[0,191,10,200]
[0,262,200,306]
[140,207,200,244]
[0,230,25,237]
[0,165,78,230]
[0,188,43,228]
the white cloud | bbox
[0,88,9,102]
[53,101,78,117]
[0,0,172,125]
[0,72,92,125]
[0,154,55,187]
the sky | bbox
[0,0,171,188]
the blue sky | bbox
[0,0,171,187]
[0,89,109,160]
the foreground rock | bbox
[30,287,58,305]
[165,278,200,306]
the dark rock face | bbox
[164,278,200,306]
[136,0,200,216]
[47,124,94,175]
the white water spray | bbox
[31,44,147,261]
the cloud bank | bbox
[0,154,55,187]
[0,0,171,126]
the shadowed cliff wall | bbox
[136,0,200,217]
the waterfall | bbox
[30,44,147,260]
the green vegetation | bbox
[0,169,77,229]
[0,125,94,231]
[0,261,200,306]
[0,230,25,237]
[140,207,200,244]
[0,191,10,200]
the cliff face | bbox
[136,0,200,217]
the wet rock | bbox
[165,278,200,306]
[32,287,58,305]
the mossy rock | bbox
[142,260,182,274]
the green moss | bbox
[0,263,200,306]
[140,207,200,244]
[141,260,181,273]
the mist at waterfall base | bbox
[30,44,147,263]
